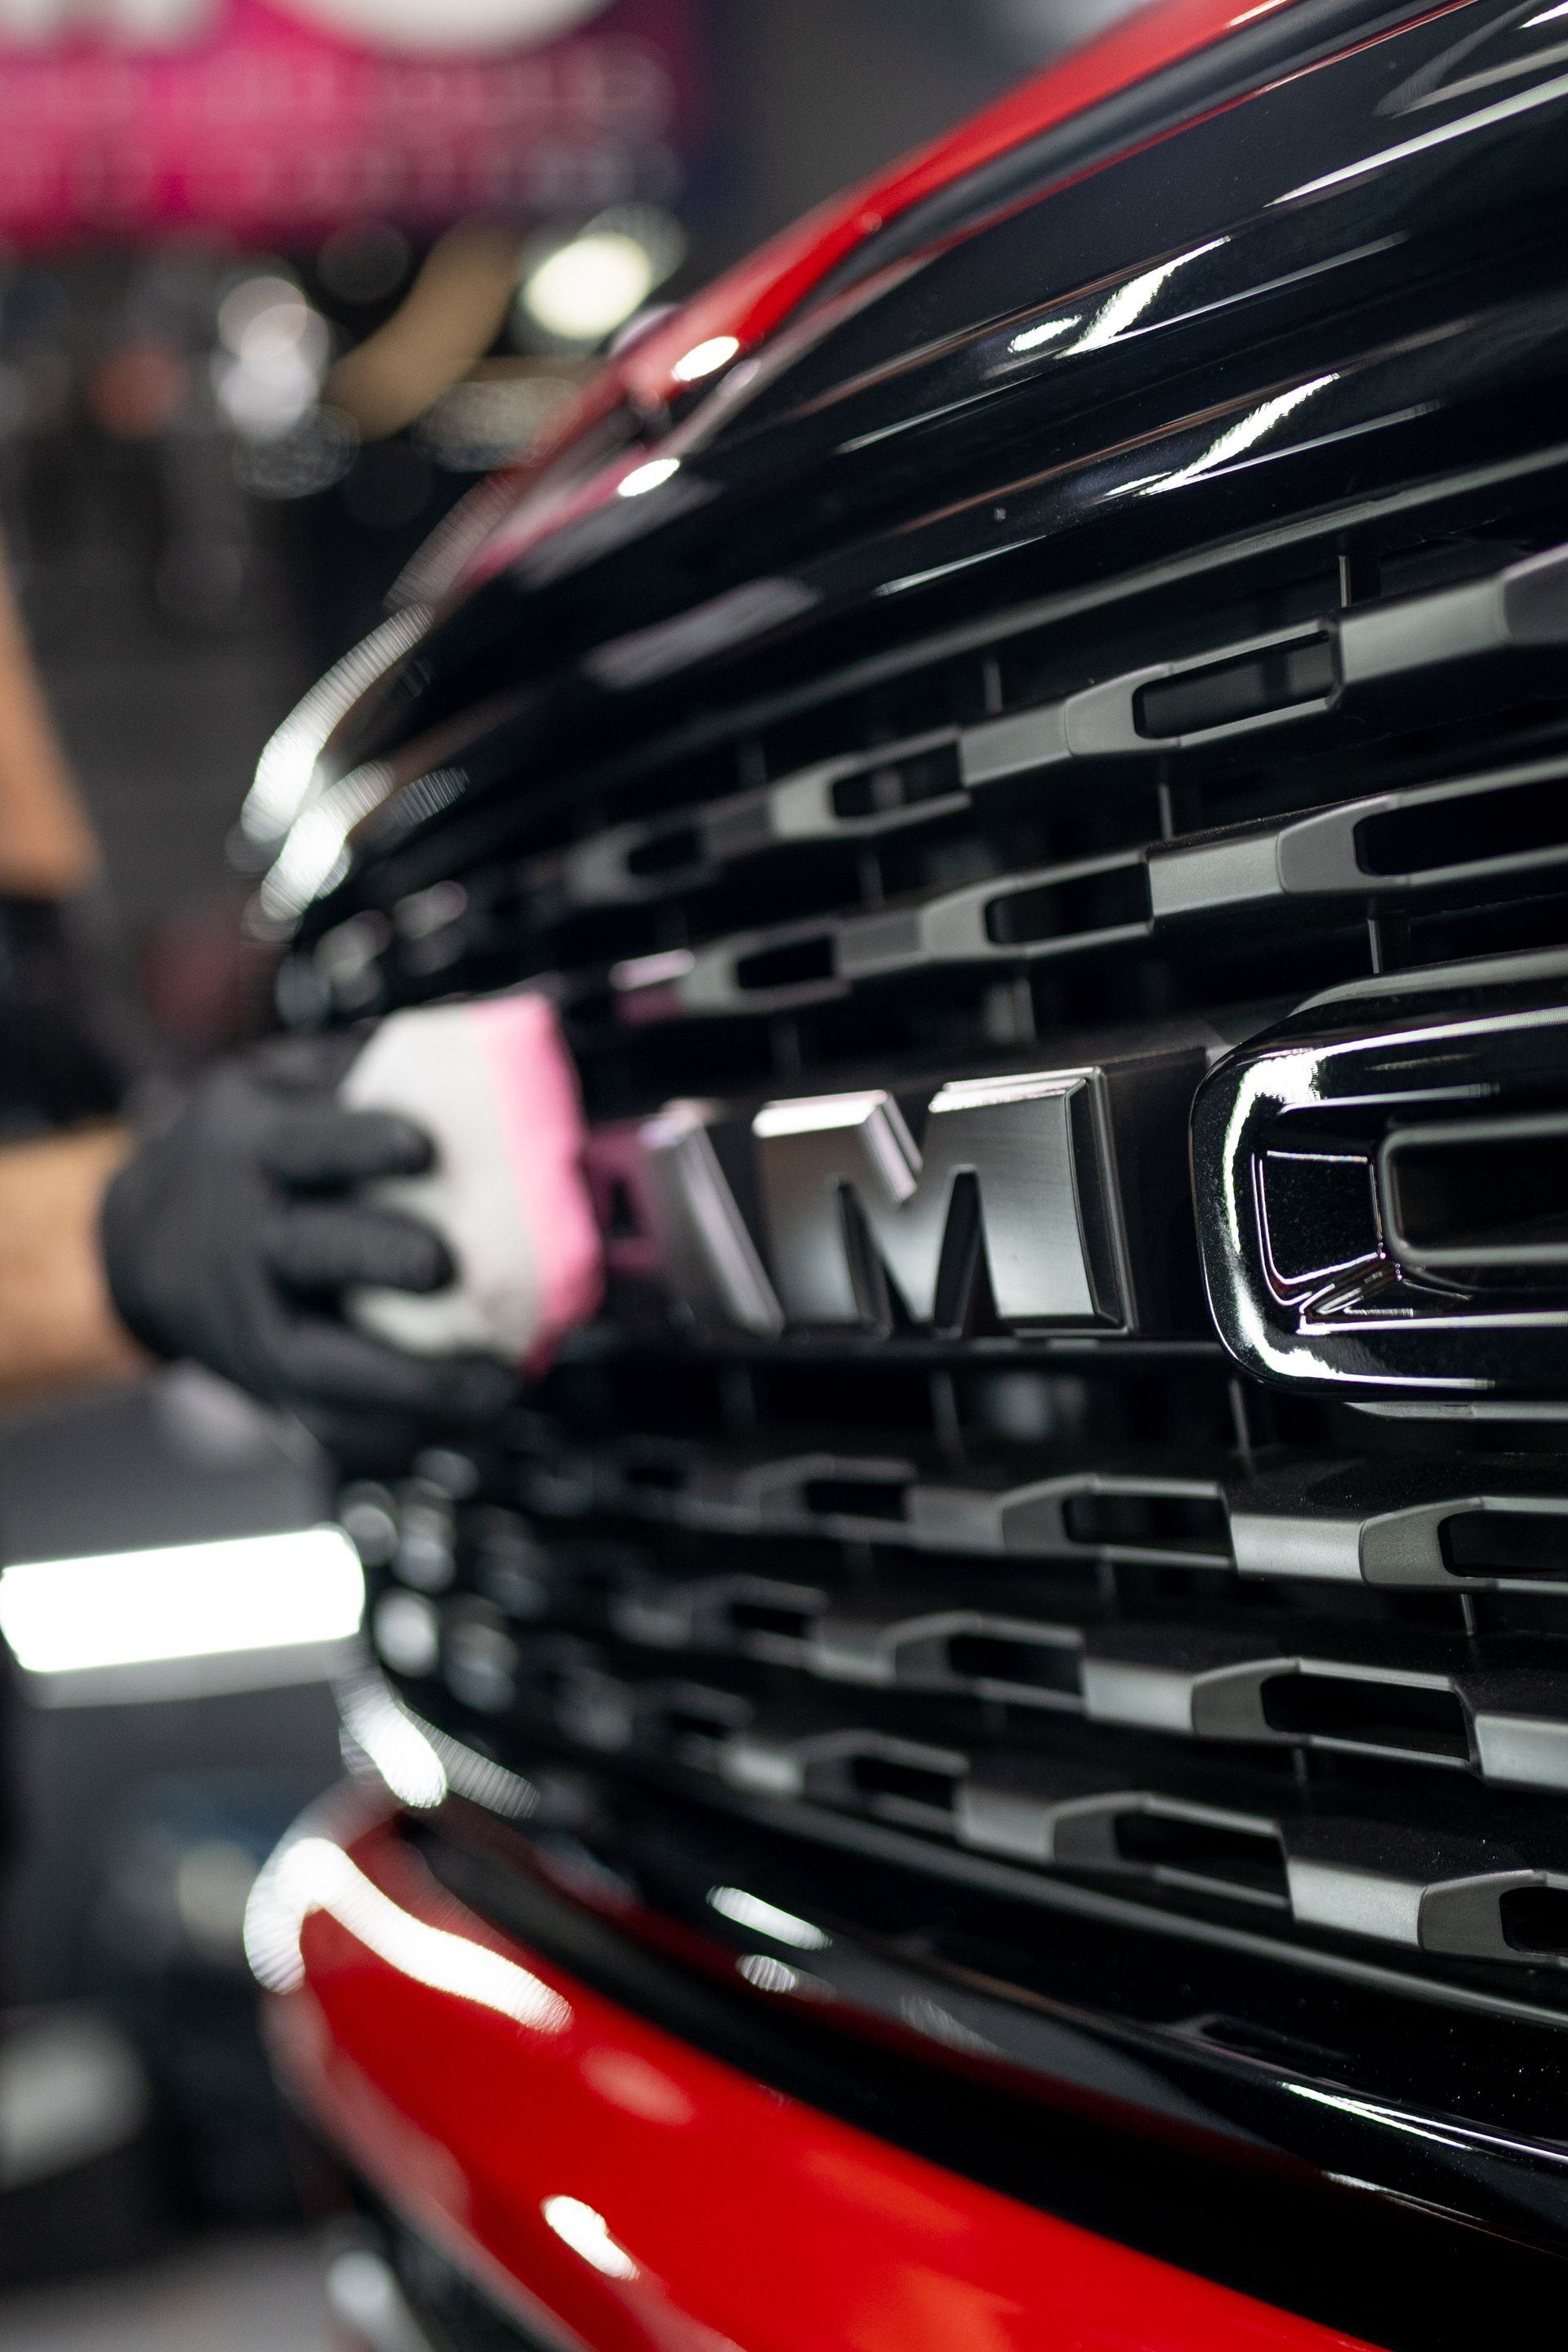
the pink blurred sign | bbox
[0,0,697,241]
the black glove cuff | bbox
[99,1153,177,1364]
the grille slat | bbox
[296,509,1568,1046]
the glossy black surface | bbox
[295,0,1568,2328]
[275,0,1568,917]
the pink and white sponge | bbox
[341,993,603,1370]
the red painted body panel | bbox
[269,1802,1374,2352]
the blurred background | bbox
[0,0,1135,2339]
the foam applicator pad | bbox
[341,994,603,1367]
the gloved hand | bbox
[100,1036,519,1435]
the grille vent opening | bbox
[983,862,1149,947]
[944,1632,1080,1695]
[848,1751,959,1816]
[1442,1511,1568,1580]
[1261,1673,1470,1761]
[662,1698,740,1751]
[626,825,704,879]
[733,933,837,991]
[1061,1492,1230,1554]
[800,1477,908,1521]
[1355,771,1568,876]
[728,1597,818,1641]
[1499,1883,1568,1956]
[1383,1123,1568,1268]
[1134,635,1335,739]
[1110,1811,1289,1902]
[832,744,961,818]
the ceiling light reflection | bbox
[737,1951,801,1993]
[244,1832,571,2034]
[617,455,681,498]
[1006,315,1080,355]
[670,334,739,384]
[259,760,395,919]
[541,2195,639,2278]
[1125,372,1337,499]
[338,1671,448,1811]
[707,1884,830,1950]
[240,608,428,846]
[1271,66,1568,203]
[1064,238,1227,356]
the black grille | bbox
[317,438,1568,2265]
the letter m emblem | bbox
[751,1071,1125,1333]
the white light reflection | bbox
[0,1528,363,1692]
[324,2247,423,2345]
[213,274,331,443]
[218,274,309,356]
[523,233,658,344]
[1283,2081,1483,2151]
[338,1669,541,1820]
[433,1729,540,1820]
[1005,315,1080,356]
[541,2195,639,2278]
[586,577,820,693]
[1063,238,1227,356]
[670,334,740,385]
[752,1089,887,1138]
[707,1884,829,1950]
[617,455,681,498]
[1527,0,1568,20]
[243,1829,572,2034]
[1118,372,1337,500]
[259,760,394,920]
[737,1952,800,1993]
[1271,65,1568,203]
[338,1673,448,1810]
[240,607,428,846]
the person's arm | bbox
[0,1124,145,1399]
[0,555,100,900]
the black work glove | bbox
[100,1035,517,1438]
